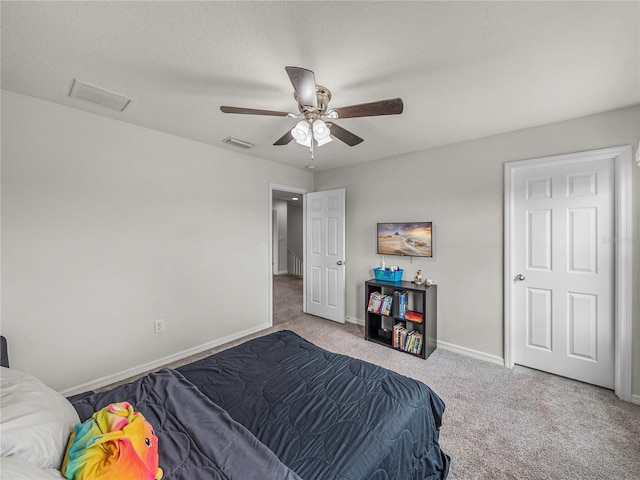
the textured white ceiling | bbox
[2,1,638,171]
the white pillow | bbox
[0,456,66,479]
[0,367,80,469]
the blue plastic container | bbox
[373,267,404,282]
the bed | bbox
[0,330,450,479]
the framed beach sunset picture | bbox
[377,222,432,257]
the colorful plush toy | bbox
[61,402,163,480]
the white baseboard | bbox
[346,315,364,326]
[60,322,272,397]
[439,342,640,402]
[346,316,504,367]
[437,339,505,366]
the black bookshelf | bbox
[365,279,437,360]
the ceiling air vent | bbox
[223,137,254,149]
[69,79,134,112]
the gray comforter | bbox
[72,368,301,480]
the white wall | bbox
[1,91,313,392]
[314,105,640,397]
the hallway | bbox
[273,274,303,325]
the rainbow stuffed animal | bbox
[61,402,163,480]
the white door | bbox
[512,155,615,388]
[305,189,346,323]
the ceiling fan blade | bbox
[285,66,317,110]
[220,106,291,116]
[274,129,294,146]
[333,98,404,118]
[326,122,364,146]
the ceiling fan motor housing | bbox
[296,85,331,120]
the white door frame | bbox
[504,146,633,402]
[272,209,278,274]
[268,183,310,326]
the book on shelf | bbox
[403,310,424,323]
[392,322,423,355]
[367,291,393,316]
[394,290,408,319]
[367,291,381,312]
[382,295,392,316]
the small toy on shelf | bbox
[414,270,423,284]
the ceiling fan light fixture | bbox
[312,119,332,146]
[312,119,328,136]
[291,120,312,146]
[315,135,333,146]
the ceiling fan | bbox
[220,66,403,156]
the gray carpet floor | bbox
[104,274,640,479]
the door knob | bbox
[337,261,345,266]
[515,274,525,281]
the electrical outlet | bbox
[154,319,165,334]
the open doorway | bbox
[270,185,307,326]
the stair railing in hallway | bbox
[287,249,303,276]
